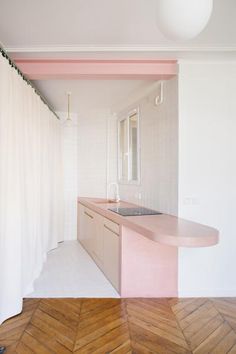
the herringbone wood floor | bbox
[1,298,236,353]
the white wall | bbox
[75,80,178,209]
[116,78,178,215]
[178,61,236,296]
[60,67,236,296]
[58,112,78,240]
[77,109,117,198]
[61,107,117,239]
[73,82,151,201]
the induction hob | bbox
[108,207,162,216]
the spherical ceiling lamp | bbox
[156,0,213,41]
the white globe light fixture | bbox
[156,0,213,41]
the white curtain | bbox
[0,53,64,324]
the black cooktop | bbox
[108,207,162,216]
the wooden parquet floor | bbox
[1,298,236,353]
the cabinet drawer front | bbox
[103,218,119,235]
[84,207,96,219]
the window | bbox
[118,108,140,184]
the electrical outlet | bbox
[183,196,199,205]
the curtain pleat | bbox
[0,54,64,324]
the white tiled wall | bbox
[77,109,112,198]
[59,108,118,241]
[68,79,178,240]
[58,112,78,240]
[116,78,178,215]
[106,114,118,197]
[75,79,178,215]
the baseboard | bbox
[178,288,236,297]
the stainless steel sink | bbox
[90,198,118,204]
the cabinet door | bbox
[103,219,120,291]
[91,214,104,268]
[78,204,102,265]
[78,203,95,253]
[83,207,95,254]
[77,203,85,243]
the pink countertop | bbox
[78,197,219,248]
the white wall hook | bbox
[154,81,164,106]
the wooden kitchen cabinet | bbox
[83,207,95,254]
[91,213,104,268]
[103,219,120,291]
[77,202,120,291]
[77,203,86,244]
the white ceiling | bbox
[0,0,236,57]
[1,0,235,114]
[34,80,152,114]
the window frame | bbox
[117,107,141,185]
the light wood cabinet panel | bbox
[103,222,120,291]
[77,202,120,292]
[78,204,95,254]
[83,207,95,254]
[103,218,119,235]
[77,203,85,243]
[91,213,104,268]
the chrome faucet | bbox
[107,182,120,203]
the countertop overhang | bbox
[78,197,219,248]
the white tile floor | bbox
[26,241,120,298]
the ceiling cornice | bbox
[5,45,236,53]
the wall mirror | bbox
[118,108,140,184]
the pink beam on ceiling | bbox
[13,58,178,80]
